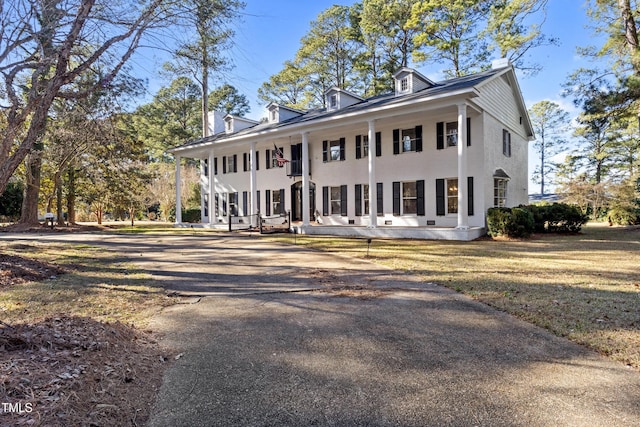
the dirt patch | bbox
[0,316,168,426]
[1,222,106,233]
[309,268,390,300]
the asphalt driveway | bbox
[2,232,639,426]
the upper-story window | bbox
[330,94,338,109]
[323,139,346,162]
[270,110,277,122]
[400,77,409,92]
[503,129,512,157]
[446,122,458,147]
[402,128,417,152]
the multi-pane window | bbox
[330,186,342,214]
[447,179,458,214]
[227,156,236,174]
[330,140,341,161]
[363,184,370,215]
[362,135,369,157]
[272,190,281,214]
[402,128,417,152]
[402,182,418,214]
[401,77,408,92]
[494,178,508,207]
[446,122,458,147]
[330,94,338,109]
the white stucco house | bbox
[169,59,534,240]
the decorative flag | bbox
[273,144,289,167]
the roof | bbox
[170,66,521,153]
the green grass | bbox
[266,223,640,370]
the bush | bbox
[181,208,201,223]
[545,203,588,233]
[607,206,640,226]
[0,181,23,220]
[487,207,534,238]
[488,203,587,238]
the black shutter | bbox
[256,151,259,170]
[415,125,423,152]
[393,129,400,155]
[233,154,237,173]
[242,191,248,216]
[393,182,401,216]
[243,153,248,171]
[355,135,362,159]
[265,190,271,216]
[215,193,219,215]
[466,117,471,147]
[375,132,382,157]
[355,184,362,216]
[468,176,474,216]
[280,189,285,214]
[436,179,445,216]
[204,159,209,177]
[322,186,329,216]
[339,138,346,160]
[222,156,227,174]
[376,182,383,216]
[437,122,444,150]
[214,157,218,175]
[323,140,328,162]
[340,185,347,216]
[266,149,271,169]
[417,180,425,216]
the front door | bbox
[291,181,316,222]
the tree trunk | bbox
[55,171,65,225]
[19,148,43,224]
[66,167,77,224]
[619,0,640,72]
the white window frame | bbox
[494,178,508,207]
[272,190,281,214]
[402,128,417,152]
[227,155,236,174]
[503,129,512,157]
[446,122,458,147]
[362,135,369,157]
[329,140,341,162]
[446,178,458,214]
[402,181,418,215]
[363,184,370,215]
[330,94,338,109]
[400,77,409,92]
[330,186,342,215]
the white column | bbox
[457,103,469,229]
[175,155,182,224]
[367,120,377,228]
[301,132,310,227]
[208,151,215,226]
[250,141,258,227]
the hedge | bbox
[488,203,588,238]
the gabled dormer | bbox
[325,87,364,112]
[266,102,305,124]
[393,68,435,96]
[223,114,260,134]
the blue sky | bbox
[133,1,602,193]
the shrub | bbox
[182,208,201,223]
[0,181,24,221]
[518,204,546,233]
[545,203,588,233]
[607,206,640,226]
[487,207,534,238]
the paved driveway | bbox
[2,232,639,426]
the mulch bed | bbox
[0,249,169,426]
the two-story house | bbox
[169,59,534,240]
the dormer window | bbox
[400,77,409,92]
[330,94,338,109]
[226,120,232,132]
[271,109,277,122]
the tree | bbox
[410,0,491,77]
[167,0,245,137]
[357,0,419,95]
[528,101,571,195]
[133,77,202,162]
[0,0,177,196]
[257,60,309,109]
[485,0,557,75]
[208,84,250,116]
